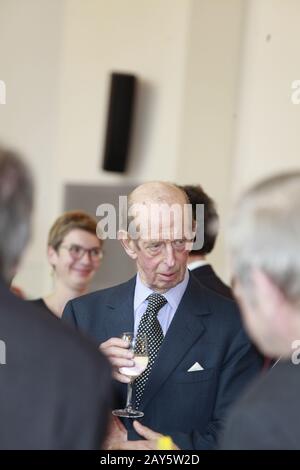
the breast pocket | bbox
[170,367,215,383]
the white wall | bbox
[176,0,244,276]
[232,0,300,197]
[0,0,64,296]
[54,0,191,187]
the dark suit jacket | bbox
[191,264,234,299]
[221,360,300,449]
[0,280,111,449]
[63,273,262,450]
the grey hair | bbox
[0,145,33,283]
[227,171,300,305]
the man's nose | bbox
[164,243,176,267]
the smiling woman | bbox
[28,211,103,318]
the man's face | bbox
[234,276,282,358]
[134,238,190,293]
[122,205,193,293]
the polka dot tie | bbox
[135,293,167,409]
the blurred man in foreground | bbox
[222,172,300,449]
[0,145,111,449]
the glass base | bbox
[112,408,144,418]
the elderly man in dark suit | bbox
[0,145,112,449]
[63,181,262,450]
[181,185,233,299]
[221,172,300,449]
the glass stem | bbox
[125,381,134,410]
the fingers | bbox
[102,415,128,450]
[110,356,134,369]
[106,415,126,432]
[100,339,134,360]
[112,416,127,433]
[100,337,132,350]
[102,345,133,358]
[133,422,179,450]
[113,371,131,383]
[133,420,161,440]
[111,439,157,450]
[99,338,134,377]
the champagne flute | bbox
[112,332,148,418]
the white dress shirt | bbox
[133,270,189,336]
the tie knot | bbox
[146,293,167,315]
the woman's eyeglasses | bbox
[60,244,103,261]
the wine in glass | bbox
[112,332,148,418]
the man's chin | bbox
[156,273,182,290]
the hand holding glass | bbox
[112,332,148,418]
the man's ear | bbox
[117,230,138,260]
[232,276,242,302]
[252,268,290,335]
[47,246,58,268]
[252,268,285,318]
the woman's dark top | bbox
[27,298,56,318]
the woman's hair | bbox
[48,210,101,250]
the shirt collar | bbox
[188,259,209,271]
[134,269,190,311]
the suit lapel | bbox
[139,276,211,411]
[103,277,136,339]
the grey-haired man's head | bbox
[228,172,300,358]
[119,181,194,293]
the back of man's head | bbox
[228,171,300,307]
[181,185,219,256]
[0,145,33,283]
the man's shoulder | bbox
[188,272,239,316]
[248,360,299,398]
[191,265,234,299]
[231,360,299,416]
[187,274,244,343]
[222,360,300,449]
[0,288,109,376]
[0,285,111,449]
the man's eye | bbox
[174,240,185,247]
[149,243,161,250]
